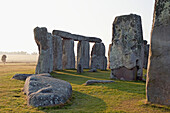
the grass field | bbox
[0,63,169,113]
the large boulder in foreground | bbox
[90,43,107,70]
[146,0,170,106]
[24,75,72,107]
[34,27,53,74]
[110,14,144,81]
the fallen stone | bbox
[53,30,102,43]
[12,73,52,80]
[84,80,115,85]
[24,75,72,107]
[12,74,34,80]
[88,68,97,72]
[34,27,53,74]
[110,14,144,81]
[146,0,170,106]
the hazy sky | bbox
[0,0,154,55]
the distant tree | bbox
[1,55,7,64]
[31,52,38,55]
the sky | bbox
[0,0,154,55]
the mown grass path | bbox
[0,63,169,113]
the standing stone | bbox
[143,40,149,69]
[108,44,112,69]
[77,41,90,69]
[146,0,170,105]
[53,35,63,70]
[34,27,53,74]
[90,43,107,70]
[62,39,75,69]
[77,64,83,73]
[110,14,144,81]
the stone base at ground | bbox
[110,67,137,81]
[24,74,72,107]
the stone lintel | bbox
[53,30,102,43]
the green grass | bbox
[0,63,169,113]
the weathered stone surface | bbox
[24,75,72,107]
[53,30,102,43]
[53,35,63,70]
[108,44,112,69]
[146,0,170,106]
[143,40,149,69]
[77,41,90,69]
[84,80,115,85]
[110,14,144,80]
[90,43,107,70]
[91,56,107,70]
[34,27,53,74]
[62,39,75,69]
[77,64,83,73]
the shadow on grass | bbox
[97,81,145,95]
[140,103,170,112]
[39,90,107,112]
[51,69,110,84]
[51,70,145,95]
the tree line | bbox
[0,51,38,55]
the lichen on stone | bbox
[153,0,170,27]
